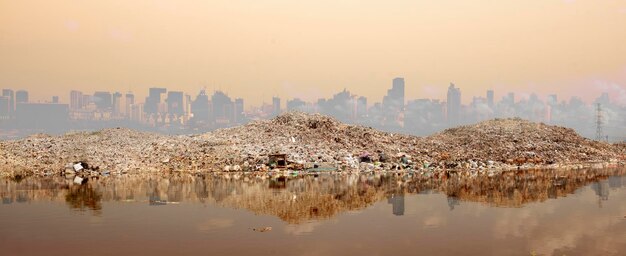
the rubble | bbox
[0,113,624,177]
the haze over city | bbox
[1,0,626,106]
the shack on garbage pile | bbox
[269,154,288,169]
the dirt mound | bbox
[424,118,619,164]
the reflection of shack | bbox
[269,154,288,169]
[269,176,287,189]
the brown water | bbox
[1,169,625,256]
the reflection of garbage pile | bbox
[0,168,624,222]
[1,113,625,177]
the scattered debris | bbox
[252,227,272,232]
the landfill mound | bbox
[202,112,420,167]
[0,113,624,176]
[424,118,619,165]
[0,128,199,175]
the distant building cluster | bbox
[1,79,625,141]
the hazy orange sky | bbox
[1,0,626,106]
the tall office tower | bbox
[486,90,494,108]
[112,92,123,116]
[184,94,192,118]
[272,96,281,116]
[381,77,405,126]
[2,89,15,115]
[15,90,28,104]
[0,96,9,120]
[124,92,134,117]
[212,91,233,123]
[383,77,405,112]
[191,89,210,122]
[144,88,167,115]
[167,91,184,116]
[446,83,462,126]
[507,92,515,105]
[234,98,244,123]
[356,96,367,119]
[287,98,306,111]
[130,103,144,123]
[93,91,112,110]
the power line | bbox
[595,103,604,141]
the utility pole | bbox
[595,103,604,141]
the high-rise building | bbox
[93,91,112,110]
[0,96,9,120]
[382,77,405,127]
[234,98,244,123]
[272,97,281,116]
[356,96,367,119]
[124,92,135,118]
[15,90,28,104]
[112,92,123,116]
[167,91,185,116]
[486,90,494,108]
[212,91,233,123]
[191,89,210,122]
[507,92,515,105]
[383,78,405,112]
[2,89,15,115]
[130,103,144,123]
[287,98,306,111]
[52,96,59,104]
[144,88,167,115]
[446,83,462,126]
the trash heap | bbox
[0,113,624,177]
[423,118,621,167]
[201,112,421,172]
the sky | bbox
[1,0,626,107]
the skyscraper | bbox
[2,89,15,115]
[125,92,135,118]
[382,77,405,127]
[144,88,167,115]
[0,96,9,120]
[15,90,28,104]
[356,96,367,119]
[446,83,462,126]
[287,98,306,111]
[191,89,210,122]
[234,98,244,123]
[272,97,281,116]
[112,92,123,116]
[93,91,112,110]
[487,90,494,108]
[167,91,185,116]
[212,91,233,123]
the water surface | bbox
[1,169,625,256]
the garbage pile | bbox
[0,113,624,177]
[201,112,421,172]
[424,118,622,166]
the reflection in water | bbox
[387,194,404,216]
[65,183,102,213]
[0,169,624,222]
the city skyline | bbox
[2,77,624,142]
[1,1,626,106]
